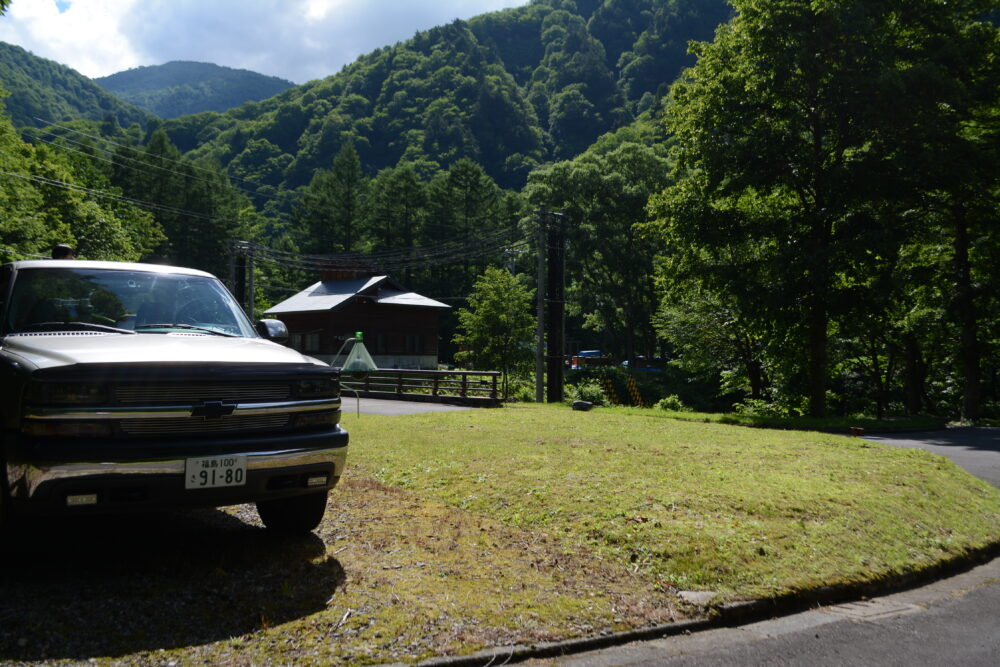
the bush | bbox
[732,398,796,418]
[653,394,691,412]
[565,380,605,405]
[505,374,537,403]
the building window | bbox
[404,334,423,354]
[289,333,302,351]
[304,333,320,353]
[376,333,387,354]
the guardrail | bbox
[341,369,501,406]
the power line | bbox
[0,165,222,223]
[30,127,270,204]
[0,161,530,274]
[29,116,279,199]
[244,226,530,274]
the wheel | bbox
[256,491,328,534]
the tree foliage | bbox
[95,61,294,119]
[650,0,999,417]
[0,43,149,130]
[453,266,535,398]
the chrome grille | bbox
[119,414,290,436]
[115,384,291,404]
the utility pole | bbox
[233,240,247,311]
[246,242,256,321]
[535,213,546,403]
[545,211,566,403]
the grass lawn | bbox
[603,405,948,432]
[7,404,995,665]
[348,404,999,598]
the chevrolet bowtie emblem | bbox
[190,401,236,419]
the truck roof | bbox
[5,260,215,278]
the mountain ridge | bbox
[95,61,295,119]
[0,41,150,129]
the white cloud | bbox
[0,0,528,83]
[0,0,143,78]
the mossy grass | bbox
[347,404,1000,599]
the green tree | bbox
[363,162,426,276]
[650,0,998,417]
[453,266,535,398]
[298,141,368,253]
[528,142,669,361]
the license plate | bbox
[185,455,247,489]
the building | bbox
[263,275,449,369]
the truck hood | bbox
[1,332,322,371]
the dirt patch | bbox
[0,476,683,664]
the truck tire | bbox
[256,491,328,534]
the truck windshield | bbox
[3,267,257,337]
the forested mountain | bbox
[2,0,996,421]
[0,42,150,129]
[164,0,731,192]
[95,61,295,119]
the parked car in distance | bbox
[569,350,614,370]
[0,260,348,533]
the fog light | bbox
[306,474,328,487]
[66,493,98,506]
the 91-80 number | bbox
[185,455,248,489]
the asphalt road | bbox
[866,427,1000,489]
[351,396,472,416]
[527,427,1000,667]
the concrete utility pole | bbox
[534,210,566,403]
[233,240,248,311]
[535,213,546,403]
[545,211,565,403]
[246,243,256,321]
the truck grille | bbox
[119,414,291,436]
[116,384,291,403]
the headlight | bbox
[25,382,108,405]
[296,378,338,398]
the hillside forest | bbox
[0,0,997,420]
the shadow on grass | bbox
[0,508,343,661]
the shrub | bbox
[654,394,691,412]
[565,380,605,405]
[505,374,537,403]
[732,398,795,417]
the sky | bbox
[0,0,529,84]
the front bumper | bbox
[4,426,348,515]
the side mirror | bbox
[256,319,289,344]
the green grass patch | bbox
[604,405,947,433]
[345,403,1000,599]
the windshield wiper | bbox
[134,323,237,337]
[16,321,137,335]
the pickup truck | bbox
[0,259,348,533]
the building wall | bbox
[271,301,442,369]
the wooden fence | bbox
[341,369,501,406]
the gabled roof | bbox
[264,275,449,315]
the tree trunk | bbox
[806,215,830,417]
[953,207,980,421]
[902,334,926,416]
[807,302,828,417]
[746,358,765,400]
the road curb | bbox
[406,541,1000,667]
